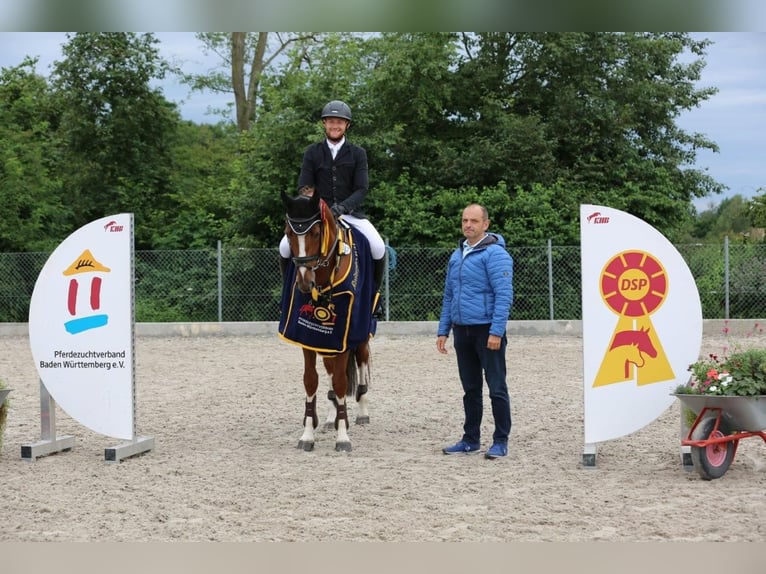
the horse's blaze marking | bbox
[296,235,306,281]
[297,234,307,258]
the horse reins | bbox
[287,211,346,303]
[287,213,341,269]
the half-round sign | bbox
[28,214,134,439]
[581,205,703,444]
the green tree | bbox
[50,33,180,249]
[452,33,722,243]
[747,189,766,232]
[242,32,721,249]
[161,120,241,248]
[688,195,754,242]
[0,58,68,251]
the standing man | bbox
[279,100,387,317]
[436,204,513,459]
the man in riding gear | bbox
[279,100,387,318]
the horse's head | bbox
[281,189,338,296]
[610,327,658,359]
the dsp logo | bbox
[620,275,649,294]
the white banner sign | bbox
[29,214,134,439]
[581,205,702,444]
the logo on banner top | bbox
[586,211,610,224]
[103,220,125,233]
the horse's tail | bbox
[345,353,357,398]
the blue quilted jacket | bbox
[437,232,514,338]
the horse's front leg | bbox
[298,349,319,451]
[331,353,352,452]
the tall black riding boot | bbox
[279,256,290,279]
[372,256,387,319]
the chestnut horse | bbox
[278,187,376,452]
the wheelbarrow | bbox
[673,393,766,480]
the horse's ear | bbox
[280,190,291,207]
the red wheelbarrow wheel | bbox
[690,415,735,480]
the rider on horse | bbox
[278,100,387,318]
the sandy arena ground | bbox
[0,330,765,545]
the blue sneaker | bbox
[443,440,481,455]
[485,443,508,459]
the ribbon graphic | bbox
[593,250,674,387]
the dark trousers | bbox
[452,324,512,445]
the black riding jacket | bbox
[297,140,370,218]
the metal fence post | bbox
[217,240,223,322]
[384,238,390,321]
[724,235,729,320]
[547,238,554,320]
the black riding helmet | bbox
[321,100,352,122]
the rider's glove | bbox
[331,203,348,217]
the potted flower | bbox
[677,347,766,397]
[674,342,766,431]
[674,326,766,479]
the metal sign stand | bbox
[20,380,75,462]
[104,435,154,463]
[104,216,154,462]
[24,214,154,464]
[582,442,597,468]
[104,222,155,463]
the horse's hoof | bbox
[297,440,314,451]
[335,442,352,452]
[355,416,370,425]
[321,422,335,432]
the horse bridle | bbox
[286,211,339,271]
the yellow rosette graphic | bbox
[593,250,674,387]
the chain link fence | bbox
[2,238,766,322]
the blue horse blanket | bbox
[278,223,377,355]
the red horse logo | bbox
[298,303,315,318]
[609,327,658,378]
